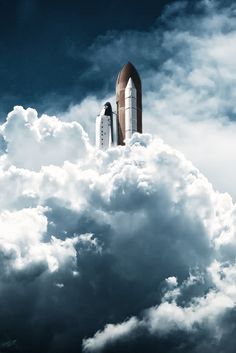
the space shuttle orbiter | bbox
[96,62,142,148]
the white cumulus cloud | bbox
[0,105,235,353]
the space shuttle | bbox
[96,62,142,148]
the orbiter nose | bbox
[104,102,112,117]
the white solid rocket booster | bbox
[125,77,137,141]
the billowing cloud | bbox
[1,105,90,170]
[0,104,235,352]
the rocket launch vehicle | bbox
[96,62,142,149]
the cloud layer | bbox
[0,103,236,352]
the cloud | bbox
[0,104,235,352]
[82,317,140,352]
[1,105,90,171]
[83,262,236,352]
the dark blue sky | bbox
[0,0,176,119]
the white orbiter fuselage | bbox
[96,102,115,150]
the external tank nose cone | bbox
[116,62,141,92]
